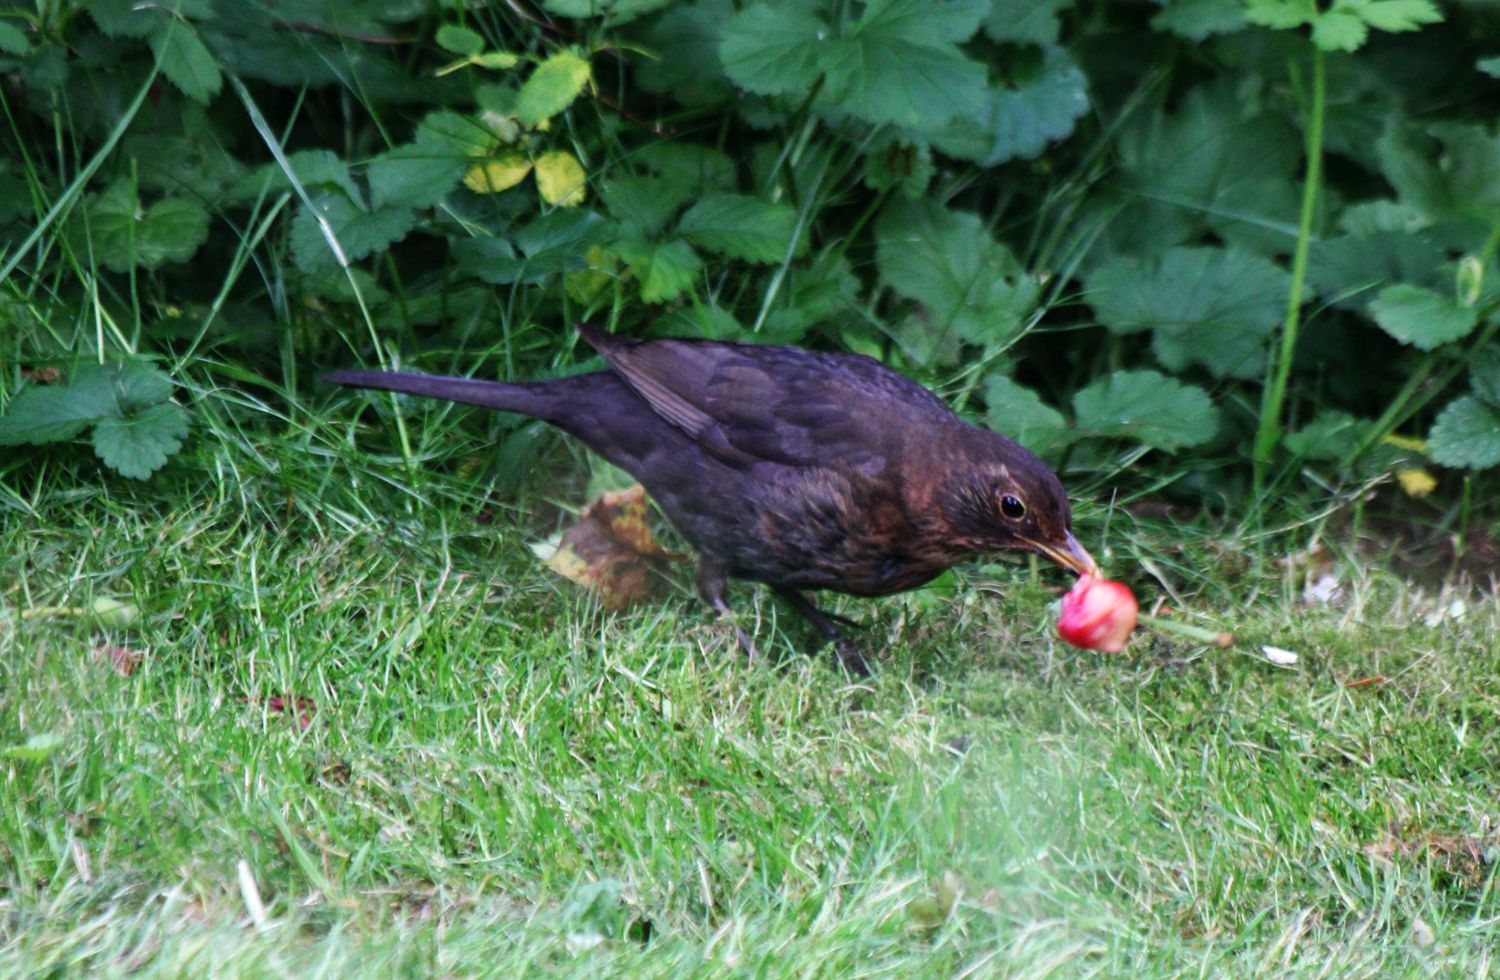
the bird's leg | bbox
[770,587,871,677]
[695,559,760,663]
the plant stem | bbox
[1253,47,1326,504]
[1138,613,1234,648]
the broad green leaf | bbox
[820,0,988,129]
[150,22,222,104]
[1113,83,1301,256]
[613,234,702,302]
[634,143,736,191]
[937,46,1087,165]
[92,401,189,480]
[1358,1,1442,33]
[87,0,165,38]
[678,193,803,263]
[111,360,176,412]
[368,112,476,209]
[1150,0,1245,40]
[516,50,592,126]
[1073,370,1220,451]
[983,0,1068,44]
[1087,246,1293,379]
[0,20,31,55]
[1284,410,1372,461]
[436,24,484,56]
[229,149,361,206]
[1377,122,1500,229]
[1243,0,1309,30]
[636,0,735,106]
[289,196,417,275]
[875,198,1039,347]
[83,180,210,272]
[600,175,693,236]
[862,140,934,198]
[1311,9,1368,51]
[719,1,829,98]
[654,304,744,340]
[455,210,610,285]
[984,375,1072,457]
[535,151,588,206]
[1307,231,1444,309]
[542,0,672,22]
[1367,284,1477,351]
[1427,395,1500,469]
[0,368,118,445]
[1470,348,1500,407]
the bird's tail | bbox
[321,369,558,420]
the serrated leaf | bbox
[111,360,176,412]
[516,50,592,126]
[875,198,1039,348]
[368,136,468,210]
[820,0,988,129]
[938,46,1087,165]
[1470,348,1500,407]
[637,0,735,106]
[1427,395,1500,469]
[92,401,189,480]
[1311,9,1367,51]
[436,24,484,56]
[1368,284,1478,351]
[1307,231,1444,309]
[600,175,693,236]
[1284,410,1372,461]
[984,375,1072,457]
[83,181,210,272]
[535,151,587,206]
[1377,122,1500,229]
[1244,0,1311,29]
[87,0,162,38]
[228,149,362,207]
[0,373,115,445]
[1358,1,1442,33]
[983,0,1068,44]
[1073,371,1219,451]
[149,22,221,104]
[678,193,803,263]
[1087,246,1294,380]
[455,210,611,285]
[613,234,702,302]
[290,196,416,275]
[719,1,828,98]
[1151,0,1245,40]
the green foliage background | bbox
[2,0,1498,508]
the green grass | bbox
[3,403,1498,977]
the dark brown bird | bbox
[325,324,1096,673]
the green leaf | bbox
[4,733,64,762]
[983,0,1069,44]
[613,234,702,302]
[938,46,1088,165]
[678,193,804,263]
[1311,9,1368,51]
[1087,246,1294,380]
[229,149,362,206]
[600,175,693,236]
[1307,231,1444,309]
[1150,0,1246,40]
[1367,284,1478,351]
[149,22,222,104]
[1244,0,1311,30]
[862,140,934,198]
[1470,348,1500,407]
[634,143,737,191]
[82,180,210,272]
[455,210,611,285]
[821,0,988,128]
[87,0,163,38]
[1427,395,1500,469]
[290,196,416,276]
[516,50,592,126]
[983,375,1073,457]
[92,401,190,480]
[542,0,672,22]
[1357,1,1442,34]
[0,20,32,55]
[368,118,472,211]
[719,1,828,97]
[1284,410,1372,461]
[875,198,1039,348]
[1073,370,1220,451]
[636,0,735,106]
[1377,122,1500,229]
[436,24,484,56]
[1479,56,1500,79]
[0,367,117,445]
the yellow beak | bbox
[1028,532,1099,577]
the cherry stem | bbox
[1139,613,1233,648]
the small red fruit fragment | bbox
[1057,575,1138,652]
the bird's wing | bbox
[577,325,953,469]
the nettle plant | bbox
[0,0,1496,504]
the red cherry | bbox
[1057,574,1138,652]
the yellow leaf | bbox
[1383,433,1426,453]
[1396,468,1437,498]
[565,245,618,306]
[535,150,587,206]
[464,153,532,194]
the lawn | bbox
[3,415,1496,976]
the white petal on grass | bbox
[1261,645,1299,666]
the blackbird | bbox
[325,324,1096,673]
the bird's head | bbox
[939,435,1098,577]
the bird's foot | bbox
[832,637,871,677]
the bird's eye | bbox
[999,494,1026,519]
